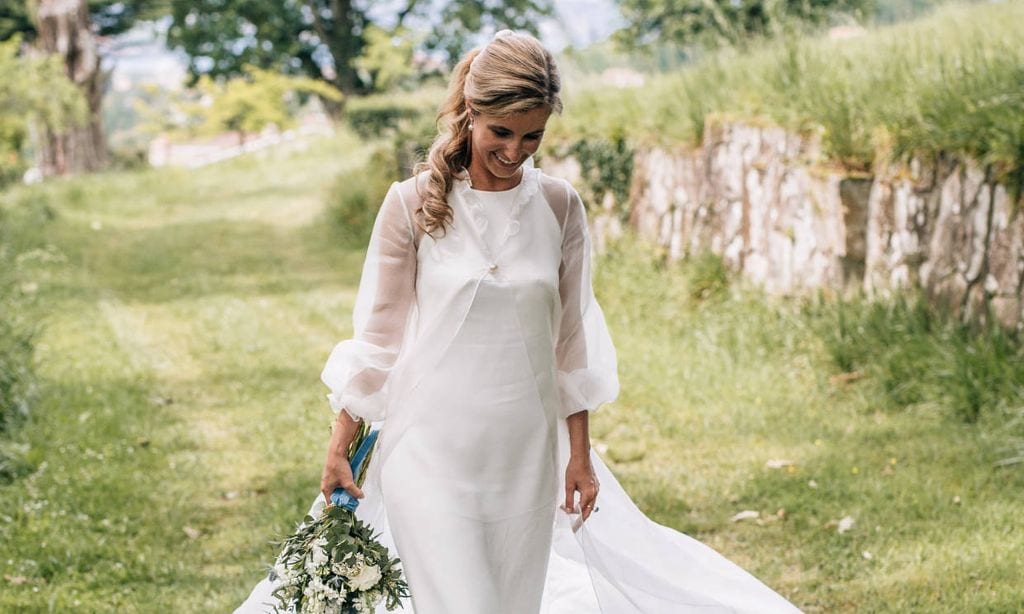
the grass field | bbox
[0,134,1022,612]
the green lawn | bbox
[1,134,1022,612]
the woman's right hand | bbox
[320,411,365,504]
[320,451,364,504]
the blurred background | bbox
[1,0,1022,611]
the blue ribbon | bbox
[330,429,379,511]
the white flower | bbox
[273,562,296,585]
[310,537,329,566]
[300,593,328,614]
[349,564,382,591]
[330,561,350,576]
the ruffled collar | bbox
[453,156,541,259]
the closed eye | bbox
[489,128,545,140]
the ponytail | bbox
[414,48,481,238]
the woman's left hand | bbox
[564,454,600,522]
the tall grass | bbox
[551,1,1024,187]
[809,294,1024,424]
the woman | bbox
[236,30,803,614]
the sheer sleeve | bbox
[555,185,620,419]
[320,181,417,423]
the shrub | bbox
[559,136,635,223]
[325,147,401,247]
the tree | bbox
[354,25,419,93]
[183,66,343,143]
[167,0,552,100]
[0,36,85,185]
[30,0,108,175]
[614,0,874,50]
[0,0,166,177]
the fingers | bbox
[579,480,600,522]
[340,479,364,499]
[564,482,576,513]
[320,471,365,506]
[580,491,594,521]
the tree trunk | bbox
[33,0,108,176]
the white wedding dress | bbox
[235,158,803,614]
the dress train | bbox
[234,418,802,614]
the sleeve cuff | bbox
[325,391,387,423]
[556,368,619,420]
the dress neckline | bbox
[452,162,541,270]
[468,180,522,195]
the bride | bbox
[236,29,803,614]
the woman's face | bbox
[467,105,551,188]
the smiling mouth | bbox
[493,153,520,168]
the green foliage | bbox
[169,0,552,95]
[614,0,873,50]
[560,136,634,222]
[554,2,1024,187]
[345,98,424,141]
[0,1,32,42]
[0,36,86,185]
[342,88,442,174]
[354,26,419,93]
[0,0,164,43]
[176,66,343,139]
[810,293,1024,423]
[325,147,401,248]
[422,0,554,62]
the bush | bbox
[558,136,635,223]
[325,147,401,247]
[344,90,440,141]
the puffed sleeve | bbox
[320,181,417,423]
[555,184,620,419]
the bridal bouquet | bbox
[268,422,409,614]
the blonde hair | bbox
[415,31,562,237]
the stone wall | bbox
[542,120,1023,330]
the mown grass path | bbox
[1,134,1022,612]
